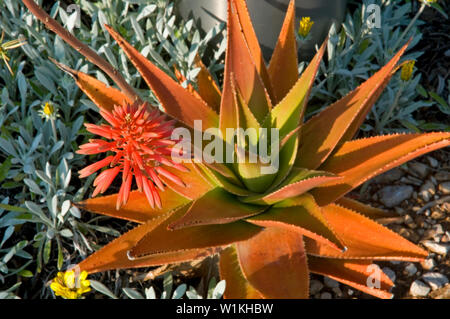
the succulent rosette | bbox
[23,0,450,299]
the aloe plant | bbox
[22,0,450,299]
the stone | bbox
[332,287,343,298]
[403,214,417,229]
[435,171,450,181]
[378,185,414,208]
[423,224,445,240]
[373,168,404,184]
[426,156,438,168]
[408,162,430,179]
[438,182,450,194]
[310,280,324,295]
[421,258,436,271]
[410,280,431,297]
[324,277,340,289]
[422,241,450,255]
[429,284,450,299]
[422,273,449,291]
[431,211,445,220]
[404,263,417,276]
[320,292,332,299]
[419,180,435,202]
[382,267,396,282]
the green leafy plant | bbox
[310,0,448,133]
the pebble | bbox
[422,241,450,255]
[320,292,332,299]
[373,168,404,184]
[435,171,450,181]
[400,176,422,186]
[310,280,324,295]
[324,277,340,289]
[431,211,445,220]
[422,272,449,291]
[421,258,436,271]
[426,156,438,168]
[429,284,450,299]
[408,162,430,179]
[404,263,417,276]
[332,287,343,298]
[419,180,435,202]
[438,182,450,194]
[403,214,417,229]
[382,267,396,282]
[423,224,445,240]
[410,280,431,297]
[378,185,414,208]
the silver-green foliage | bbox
[308,0,448,133]
[91,272,226,299]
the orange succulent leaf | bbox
[128,204,262,259]
[247,194,345,251]
[312,132,450,206]
[335,197,397,220]
[168,188,266,230]
[159,162,215,201]
[220,0,271,136]
[54,61,132,112]
[77,212,217,274]
[295,42,411,170]
[267,0,298,104]
[194,55,222,112]
[236,227,309,298]
[308,257,394,299]
[104,25,219,131]
[242,167,341,205]
[173,65,201,99]
[230,0,274,102]
[305,204,428,261]
[219,245,263,299]
[76,189,189,224]
[263,39,327,139]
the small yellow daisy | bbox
[50,270,91,299]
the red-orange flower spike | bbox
[77,102,186,209]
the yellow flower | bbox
[38,102,58,120]
[50,270,91,299]
[400,60,415,82]
[298,17,314,38]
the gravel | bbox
[438,182,450,194]
[378,185,414,208]
[310,280,324,295]
[421,241,450,256]
[324,277,340,289]
[409,280,431,297]
[420,258,437,271]
[404,263,418,276]
[421,273,449,291]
